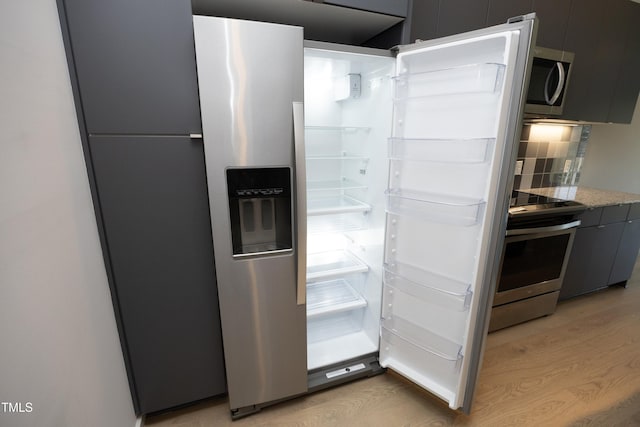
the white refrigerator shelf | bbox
[305,125,371,132]
[307,196,371,216]
[307,250,369,282]
[388,137,493,164]
[386,189,485,226]
[307,179,367,192]
[307,212,368,234]
[306,154,369,161]
[306,278,367,318]
[393,62,506,98]
[381,315,462,362]
[383,262,472,311]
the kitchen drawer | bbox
[628,202,640,221]
[577,207,602,228]
[600,204,630,224]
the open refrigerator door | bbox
[379,18,535,411]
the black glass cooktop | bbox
[508,190,585,217]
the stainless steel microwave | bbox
[524,46,574,116]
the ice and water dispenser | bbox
[226,167,293,256]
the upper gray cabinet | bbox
[408,0,439,42]
[561,0,630,123]
[63,0,202,135]
[409,0,489,41]
[486,0,533,27]
[437,0,490,38]
[407,0,640,124]
[530,0,571,50]
[607,1,640,124]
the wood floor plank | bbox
[146,258,640,427]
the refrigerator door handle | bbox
[293,101,306,306]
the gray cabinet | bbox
[58,0,226,416]
[90,135,226,413]
[408,0,439,42]
[560,204,632,300]
[407,0,640,123]
[560,0,630,123]
[608,1,640,124]
[436,0,490,38]
[560,224,600,300]
[409,0,491,41]
[609,203,640,285]
[487,0,533,27]
[531,0,571,50]
[62,0,202,135]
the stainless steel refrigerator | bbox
[193,14,536,418]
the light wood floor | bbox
[146,258,640,427]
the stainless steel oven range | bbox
[489,191,585,332]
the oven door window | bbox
[498,233,571,292]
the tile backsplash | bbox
[512,123,591,191]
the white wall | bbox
[0,1,136,426]
[580,97,640,194]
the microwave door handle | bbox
[506,219,581,236]
[293,101,306,306]
[544,62,566,105]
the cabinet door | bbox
[63,0,202,135]
[561,0,628,122]
[609,219,640,285]
[607,1,640,123]
[601,204,630,225]
[560,226,596,300]
[435,0,490,38]
[531,0,571,50]
[89,135,225,414]
[561,222,626,300]
[486,0,533,27]
[408,0,440,42]
[577,207,603,228]
[592,223,626,285]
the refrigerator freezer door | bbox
[193,16,307,415]
[379,18,536,411]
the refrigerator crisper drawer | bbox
[380,316,462,403]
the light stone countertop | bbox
[525,186,640,208]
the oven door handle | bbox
[506,219,581,236]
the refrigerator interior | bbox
[303,47,394,370]
[380,32,519,408]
